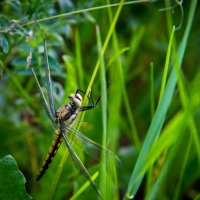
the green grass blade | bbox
[158,26,175,104]
[4,67,35,110]
[105,1,128,199]
[69,171,99,200]
[75,28,84,88]
[96,24,107,199]
[141,111,188,176]
[172,35,200,164]
[3,0,149,31]
[145,26,175,198]
[126,1,198,197]
[173,136,192,200]
[48,2,125,199]
[150,62,155,118]
[124,26,145,74]
[84,0,125,98]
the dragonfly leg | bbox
[76,89,101,111]
[75,89,85,96]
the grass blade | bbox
[126,1,198,197]
[96,24,107,199]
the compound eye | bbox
[75,93,83,102]
[68,93,75,101]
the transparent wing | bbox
[30,67,55,126]
[61,128,102,199]
[43,34,56,118]
[64,125,116,162]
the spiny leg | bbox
[75,89,85,96]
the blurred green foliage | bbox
[0,0,200,200]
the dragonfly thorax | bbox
[55,93,83,126]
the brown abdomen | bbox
[36,129,63,181]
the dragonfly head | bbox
[68,93,83,108]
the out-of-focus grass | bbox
[0,1,200,200]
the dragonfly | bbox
[29,35,104,198]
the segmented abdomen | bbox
[36,129,63,181]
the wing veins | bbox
[65,126,105,160]
[64,125,117,164]
[43,34,56,118]
[30,67,55,126]
[61,128,102,199]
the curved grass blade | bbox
[61,127,102,199]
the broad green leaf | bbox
[0,155,32,200]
